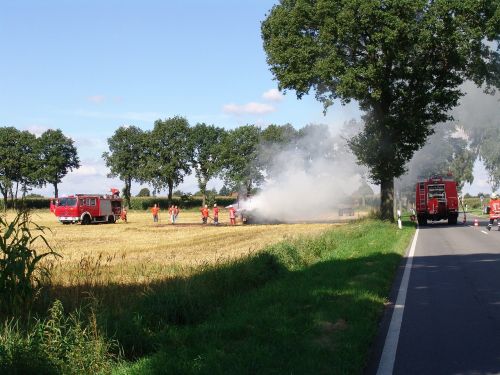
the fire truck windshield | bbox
[58,198,77,207]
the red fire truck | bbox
[415,175,459,225]
[51,190,122,224]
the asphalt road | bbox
[373,215,500,375]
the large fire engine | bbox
[51,189,122,224]
[415,175,459,225]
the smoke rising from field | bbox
[240,123,367,222]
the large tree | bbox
[0,127,22,207]
[103,126,145,207]
[145,117,192,203]
[221,125,263,197]
[0,127,43,208]
[189,123,226,206]
[39,129,80,198]
[262,0,500,220]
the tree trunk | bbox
[167,180,174,205]
[124,177,131,208]
[0,187,7,211]
[380,177,394,222]
[54,183,59,198]
[200,180,207,207]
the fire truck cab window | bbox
[89,198,97,206]
[59,198,77,207]
[79,199,85,206]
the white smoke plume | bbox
[240,123,367,222]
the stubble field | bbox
[26,209,337,285]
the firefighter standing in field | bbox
[174,206,180,222]
[169,204,176,224]
[151,203,160,223]
[213,203,219,225]
[120,207,128,223]
[487,193,500,231]
[228,205,236,225]
[201,204,209,224]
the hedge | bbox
[0,196,237,211]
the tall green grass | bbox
[0,300,118,375]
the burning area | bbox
[237,123,369,224]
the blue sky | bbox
[0,0,490,196]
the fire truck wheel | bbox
[81,215,91,225]
[108,215,115,224]
[448,215,458,225]
[417,215,427,226]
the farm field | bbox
[24,209,338,285]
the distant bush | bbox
[463,197,483,209]
[0,198,52,210]
[136,187,151,197]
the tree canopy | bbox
[146,117,192,203]
[262,0,500,219]
[102,125,145,207]
[189,123,226,206]
[39,129,80,198]
[221,125,264,197]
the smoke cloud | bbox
[240,123,367,222]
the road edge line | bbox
[376,228,419,375]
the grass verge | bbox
[111,219,414,374]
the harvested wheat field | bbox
[24,209,340,285]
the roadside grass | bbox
[111,220,414,374]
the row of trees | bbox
[0,127,79,208]
[104,115,482,211]
[103,118,327,208]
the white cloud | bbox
[24,125,49,137]
[223,102,276,115]
[262,88,283,102]
[87,95,106,104]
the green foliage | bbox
[38,129,80,198]
[103,126,146,208]
[262,0,500,219]
[189,123,227,205]
[218,185,231,196]
[135,187,151,197]
[0,127,43,208]
[0,211,60,316]
[145,117,192,202]
[221,125,264,196]
[0,300,118,374]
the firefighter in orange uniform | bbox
[168,204,176,224]
[228,205,236,225]
[120,207,128,223]
[487,193,500,231]
[201,204,209,224]
[151,204,160,223]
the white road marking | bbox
[481,230,489,235]
[376,229,419,375]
